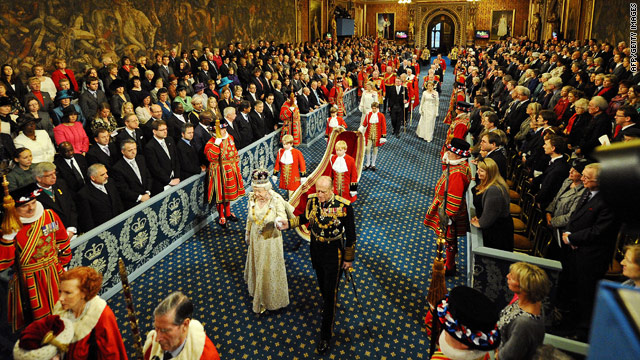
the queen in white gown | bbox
[417,81,439,142]
[359,82,379,125]
[244,168,294,313]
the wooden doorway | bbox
[426,15,455,55]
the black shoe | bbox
[316,340,331,355]
[370,166,377,172]
[363,165,370,171]
[227,214,239,222]
[217,217,227,228]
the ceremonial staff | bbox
[426,162,451,358]
[118,258,144,360]
[1,170,34,327]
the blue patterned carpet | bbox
[107,59,466,359]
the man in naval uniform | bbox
[278,176,356,355]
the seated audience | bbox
[53,107,90,154]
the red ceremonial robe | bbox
[362,111,387,146]
[205,134,246,203]
[274,148,307,191]
[0,207,70,331]
[324,154,358,202]
[280,102,302,146]
[53,296,127,360]
[328,86,346,116]
[325,116,347,138]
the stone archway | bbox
[415,5,467,52]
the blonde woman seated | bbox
[497,262,551,360]
[244,168,293,314]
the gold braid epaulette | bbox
[289,217,301,228]
[334,195,351,206]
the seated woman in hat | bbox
[53,107,89,155]
[497,262,550,360]
[108,79,131,125]
[14,115,56,163]
[470,157,514,252]
[53,266,127,359]
[52,90,85,126]
[173,85,193,113]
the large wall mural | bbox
[0,0,296,78]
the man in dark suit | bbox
[34,162,79,237]
[244,83,260,105]
[76,163,124,232]
[176,123,202,180]
[263,93,279,131]
[297,88,312,114]
[309,80,327,108]
[250,68,266,100]
[116,114,146,154]
[25,76,53,112]
[223,107,244,149]
[144,120,181,195]
[386,77,408,135]
[54,142,88,193]
[189,49,200,75]
[559,163,620,341]
[192,110,214,166]
[197,60,214,85]
[531,136,570,210]
[166,102,188,141]
[79,76,108,122]
[111,139,153,210]
[249,101,268,141]
[504,86,531,140]
[86,128,118,172]
[235,101,254,149]
[612,105,640,143]
[479,132,508,179]
[272,82,286,111]
[156,55,175,85]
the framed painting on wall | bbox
[589,0,630,45]
[377,13,395,40]
[563,0,581,41]
[309,0,322,42]
[490,10,515,41]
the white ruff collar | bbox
[369,112,379,123]
[20,201,44,224]
[328,116,339,128]
[280,148,293,164]
[332,155,348,173]
[144,320,207,360]
[438,331,488,360]
[442,152,467,165]
[53,296,107,342]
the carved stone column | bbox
[467,1,479,46]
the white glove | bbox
[350,191,357,197]
[272,175,278,183]
[380,138,387,144]
[2,231,18,241]
[301,177,308,184]
[404,102,410,108]
[214,138,222,146]
[358,126,365,133]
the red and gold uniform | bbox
[273,148,307,191]
[371,75,384,103]
[53,296,128,360]
[361,111,387,147]
[325,115,347,139]
[144,319,220,360]
[357,70,369,96]
[205,134,245,204]
[383,72,396,96]
[280,101,302,146]
[328,85,346,116]
[443,88,466,124]
[324,154,358,203]
[406,75,420,110]
[424,160,471,271]
[0,205,70,331]
[440,114,470,159]
[423,74,441,92]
